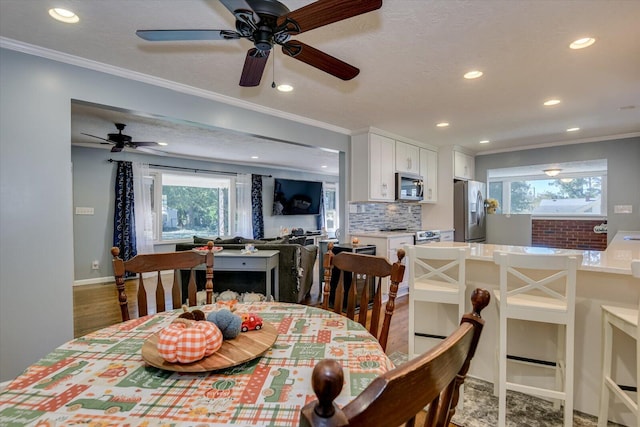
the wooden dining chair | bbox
[321,249,405,352]
[111,241,215,322]
[301,288,490,427]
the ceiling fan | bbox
[81,123,160,153]
[136,0,382,87]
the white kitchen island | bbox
[411,231,639,425]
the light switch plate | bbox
[75,207,94,215]
[614,205,632,214]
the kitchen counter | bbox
[410,230,639,424]
[426,230,640,275]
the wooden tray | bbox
[141,322,277,372]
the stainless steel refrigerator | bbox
[454,180,487,243]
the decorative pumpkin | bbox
[216,289,240,302]
[241,292,266,303]
[157,319,223,363]
[206,309,242,340]
[178,305,206,321]
[216,299,238,312]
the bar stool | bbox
[493,251,582,427]
[598,259,640,426]
[407,245,469,359]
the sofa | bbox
[176,235,318,304]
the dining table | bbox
[0,302,393,426]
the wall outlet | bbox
[614,205,632,214]
[91,260,100,270]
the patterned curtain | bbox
[113,161,137,263]
[316,183,325,231]
[251,174,264,239]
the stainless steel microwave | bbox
[395,172,424,201]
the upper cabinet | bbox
[351,129,438,202]
[419,148,438,203]
[395,141,420,175]
[453,150,475,180]
[351,132,396,201]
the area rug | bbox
[387,352,617,427]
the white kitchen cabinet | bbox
[453,150,475,180]
[395,141,420,175]
[419,148,438,203]
[349,233,412,297]
[351,132,396,201]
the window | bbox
[323,182,339,233]
[487,160,607,217]
[149,170,234,241]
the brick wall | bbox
[532,219,607,250]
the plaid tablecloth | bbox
[0,303,392,426]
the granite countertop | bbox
[426,231,640,275]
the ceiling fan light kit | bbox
[135,0,382,87]
[544,168,562,177]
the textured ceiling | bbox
[1,0,639,173]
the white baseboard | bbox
[73,276,114,286]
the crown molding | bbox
[476,132,640,156]
[0,37,351,136]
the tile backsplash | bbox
[348,202,422,232]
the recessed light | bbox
[569,37,596,49]
[566,127,580,132]
[157,142,169,146]
[479,140,490,144]
[321,165,328,168]
[464,70,483,79]
[251,156,259,159]
[543,99,561,106]
[436,122,450,128]
[277,84,293,92]
[48,8,79,23]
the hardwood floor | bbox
[73,275,409,356]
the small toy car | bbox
[241,313,263,332]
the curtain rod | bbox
[107,159,272,177]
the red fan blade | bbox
[239,48,270,87]
[219,0,260,24]
[282,40,359,80]
[277,0,382,35]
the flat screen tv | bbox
[273,178,322,215]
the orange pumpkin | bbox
[157,319,223,363]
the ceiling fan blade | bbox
[130,141,159,147]
[277,0,382,35]
[282,40,359,80]
[219,0,260,24]
[136,29,241,41]
[81,133,112,143]
[239,48,270,87]
[136,146,168,156]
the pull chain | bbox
[271,49,276,89]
